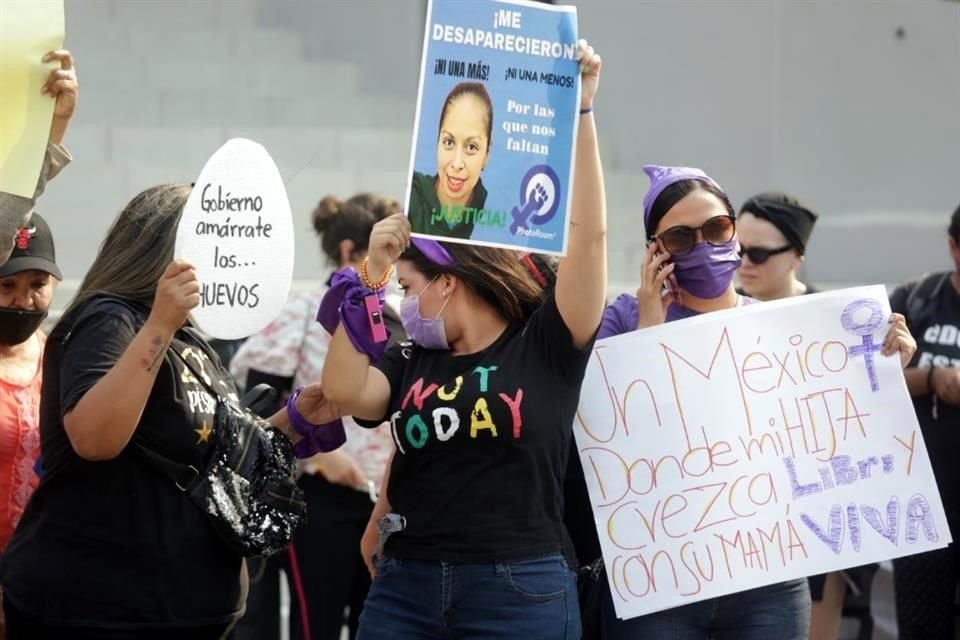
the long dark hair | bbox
[401,243,543,324]
[64,184,191,318]
[646,179,735,239]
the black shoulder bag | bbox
[137,345,306,558]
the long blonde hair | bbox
[64,184,191,318]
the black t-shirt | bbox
[0,296,246,629]
[891,275,960,522]
[366,293,592,562]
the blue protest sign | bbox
[406,0,580,255]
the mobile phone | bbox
[648,240,674,295]
[364,294,389,343]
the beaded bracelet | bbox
[360,256,393,291]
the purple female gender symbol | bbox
[841,298,884,392]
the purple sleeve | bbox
[598,294,638,339]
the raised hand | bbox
[577,39,602,110]
[366,213,411,277]
[42,50,78,121]
[147,260,200,334]
[636,240,675,329]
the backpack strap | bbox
[903,271,950,333]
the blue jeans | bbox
[357,553,581,639]
[603,579,811,640]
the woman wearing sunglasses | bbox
[737,193,819,301]
[737,194,876,640]
[572,164,916,639]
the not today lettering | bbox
[389,365,524,453]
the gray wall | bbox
[40,0,960,310]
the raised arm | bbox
[64,261,199,460]
[555,40,606,349]
[43,49,78,147]
[321,213,410,420]
[0,50,77,263]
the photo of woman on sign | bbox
[408,82,491,240]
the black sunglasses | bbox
[739,245,793,264]
[656,215,736,256]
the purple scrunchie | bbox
[287,386,347,458]
[317,267,389,362]
[292,418,347,458]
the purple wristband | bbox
[317,268,389,362]
[287,386,346,458]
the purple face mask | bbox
[671,239,742,299]
[400,277,451,350]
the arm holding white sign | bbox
[0,50,76,264]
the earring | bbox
[442,291,449,298]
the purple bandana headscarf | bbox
[641,165,722,230]
[410,237,455,267]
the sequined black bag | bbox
[137,347,306,558]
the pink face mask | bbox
[399,277,451,350]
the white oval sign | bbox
[175,138,294,340]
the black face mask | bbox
[0,307,48,346]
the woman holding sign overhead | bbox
[0,184,342,639]
[567,166,917,639]
[320,40,605,639]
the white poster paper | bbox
[175,138,294,340]
[575,286,950,619]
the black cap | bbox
[0,213,61,279]
[739,192,818,256]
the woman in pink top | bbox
[0,213,62,548]
[0,48,76,637]
[0,48,77,549]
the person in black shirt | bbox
[888,202,960,640]
[321,41,606,640]
[0,184,341,639]
[736,192,819,300]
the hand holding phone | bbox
[637,239,676,329]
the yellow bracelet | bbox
[360,256,393,291]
